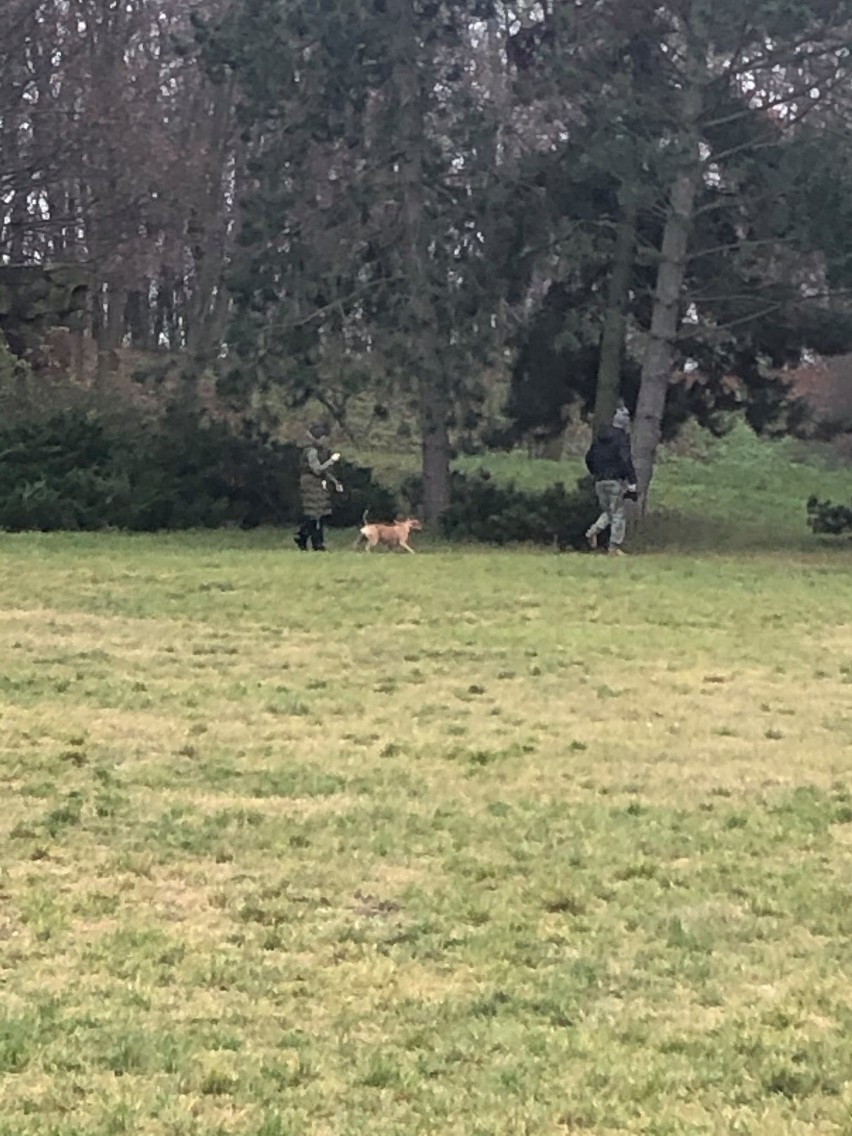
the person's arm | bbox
[306,446,340,475]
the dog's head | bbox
[404,518,423,532]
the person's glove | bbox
[625,484,638,502]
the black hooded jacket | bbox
[585,426,637,484]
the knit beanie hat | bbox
[612,406,631,430]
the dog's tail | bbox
[361,508,369,525]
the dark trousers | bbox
[295,517,325,550]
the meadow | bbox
[1,429,851,1135]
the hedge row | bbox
[402,470,602,550]
[0,408,608,547]
[0,409,394,532]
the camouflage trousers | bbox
[589,479,627,547]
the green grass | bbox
[1,433,851,1135]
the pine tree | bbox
[198,0,502,521]
[631,0,852,502]
[495,0,852,498]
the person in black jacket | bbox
[584,406,638,556]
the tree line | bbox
[3,0,852,521]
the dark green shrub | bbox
[121,413,293,531]
[806,495,852,536]
[402,470,600,550]
[330,459,397,528]
[0,409,394,532]
[0,414,122,530]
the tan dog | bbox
[355,511,423,553]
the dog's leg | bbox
[400,541,416,553]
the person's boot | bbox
[608,545,626,557]
[585,528,597,550]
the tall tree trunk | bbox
[389,0,450,525]
[184,74,237,398]
[633,16,705,506]
[72,326,85,383]
[8,189,28,262]
[125,286,152,350]
[94,281,124,389]
[420,374,451,524]
[593,186,638,432]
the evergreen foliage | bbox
[402,468,600,550]
[499,2,852,448]
[196,0,507,518]
[0,409,393,532]
[806,495,852,536]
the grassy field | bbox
[1,434,851,1135]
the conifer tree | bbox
[199,0,502,521]
[496,0,852,501]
